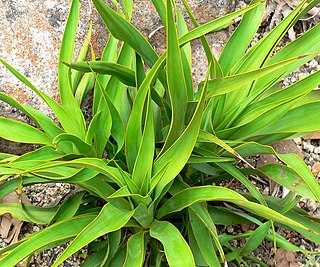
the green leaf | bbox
[208,206,251,225]
[0,117,51,145]
[223,0,310,111]
[74,72,95,105]
[52,203,134,266]
[0,203,57,224]
[0,152,15,161]
[58,0,86,133]
[161,0,188,152]
[26,158,127,187]
[240,221,271,255]
[219,0,266,74]
[189,209,220,266]
[131,93,155,192]
[71,21,92,91]
[0,59,85,138]
[179,2,263,47]
[11,146,64,163]
[230,69,320,130]
[123,231,146,267]
[277,153,320,202]
[93,35,118,114]
[0,176,48,199]
[169,178,226,263]
[0,92,63,139]
[53,133,96,157]
[66,61,136,86]
[216,162,267,205]
[258,164,317,200]
[206,56,306,97]
[151,0,166,26]
[151,59,207,199]
[49,191,85,225]
[188,226,208,266]
[103,230,122,266]
[258,102,320,135]
[125,54,166,173]
[230,0,308,74]
[180,0,222,78]
[92,0,158,68]
[156,186,308,232]
[150,220,195,267]
[252,23,320,93]
[92,67,125,157]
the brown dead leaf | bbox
[0,215,23,244]
[302,131,320,140]
[272,140,304,159]
[256,154,279,168]
[0,190,30,245]
[275,248,299,267]
[312,162,320,177]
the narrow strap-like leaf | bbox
[0,59,85,138]
[150,220,195,267]
[189,209,220,266]
[123,231,146,267]
[92,0,158,68]
[58,0,86,133]
[52,203,134,266]
[49,191,85,225]
[53,133,97,157]
[66,61,136,86]
[0,92,63,139]
[156,186,308,233]
[219,0,266,74]
[151,62,207,199]
[132,92,155,192]
[206,55,305,98]
[0,203,57,224]
[240,221,271,255]
[179,2,263,47]
[161,0,188,152]
[0,117,51,145]
[125,54,166,172]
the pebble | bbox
[302,141,315,153]
[314,147,320,154]
[306,199,319,212]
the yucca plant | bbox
[0,0,320,266]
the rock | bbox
[302,140,315,153]
[314,146,320,154]
[306,199,319,212]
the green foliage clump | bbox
[0,0,320,266]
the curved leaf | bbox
[0,203,57,224]
[53,133,96,157]
[150,220,195,267]
[156,186,309,233]
[92,0,158,68]
[58,0,86,133]
[0,117,51,145]
[52,203,134,266]
[123,231,145,267]
[0,92,63,139]
[67,61,136,86]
